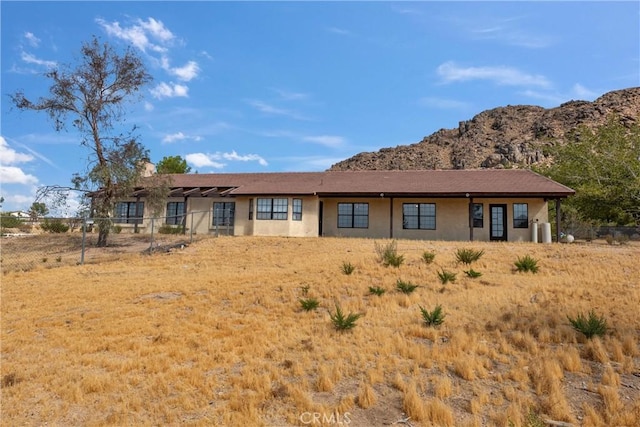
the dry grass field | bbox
[1,236,639,426]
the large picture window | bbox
[165,202,185,225]
[292,199,303,221]
[472,203,484,228]
[338,203,368,228]
[403,203,436,230]
[114,202,144,224]
[213,202,235,226]
[513,203,529,228]
[257,198,288,220]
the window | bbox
[114,202,144,224]
[248,199,253,220]
[403,203,435,230]
[472,203,484,228]
[513,203,529,228]
[293,199,302,221]
[213,202,235,226]
[338,203,369,228]
[257,198,288,220]
[165,202,185,225]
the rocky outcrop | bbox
[330,87,640,171]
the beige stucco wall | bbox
[236,196,319,237]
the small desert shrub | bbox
[422,251,436,265]
[396,279,419,294]
[111,225,122,234]
[158,224,183,235]
[330,304,362,331]
[0,214,23,229]
[437,270,457,284]
[514,255,539,273]
[300,285,310,296]
[605,234,629,245]
[40,219,70,233]
[42,258,48,263]
[455,248,485,264]
[568,310,607,339]
[464,269,482,278]
[419,304,445,327]
[375,240,405,267]
[369,286,386,296]
[299,298,319,312]
[341,261,355,275]
[1,373,20,388]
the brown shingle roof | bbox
[151,169,574,198]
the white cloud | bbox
[168,60,200,82]
[571,83,598,100]
[162,132,201,144]
[326,27,351,36]
[418,97,470,110]
[302,135,346,148]
[247,100,309,120]
[150,82,189,99]
[0,166,38,185]
[20,51,56,68]
[0,136,34,164]
[144,101,154,111]
[437,61,550,88]
[222,151,268,166]
[137,17,175,44]
[96,17,174,53]
[272,88,309,101]
[185,153,225,169]
[186,151,268,168]
[24,32,41,47]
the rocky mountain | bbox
[330,87,640,171]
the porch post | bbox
[389,196,394,238]
[468,196,474,241]
[555,198,561,243]
[134,195,140,234]
[183,196,189,235]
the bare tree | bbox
[10,36,153,246]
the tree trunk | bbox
[97,228,109,247]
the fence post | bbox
[80,217,86,265]
[150,217,155,251]
[190,212,194,244]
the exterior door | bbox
[490,204,507,241]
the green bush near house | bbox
[40,219,70,233]
[158,224,184,235]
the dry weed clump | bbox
[1,236,639,426]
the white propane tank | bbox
[531,222,539,243]
[541,223,552,244]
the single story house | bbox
[111,169,575,242]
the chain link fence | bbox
[1,209,234,273]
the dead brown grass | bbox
[1,236,639,426]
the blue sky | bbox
[1,1,639,214]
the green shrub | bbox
[40,219,69,233]
[437,269,457,284]
[368,286,386,296]
[464,269,482,278]
[158,224,183,234]
[329,304,362,331]
[0,214,23,229]
[568,310,607,339]
[605,234,629,245]
[299,298,320,312]
[421,251,436,265]
[341,261,355,275]
[514,255,539,273]
[396,279,419,294]
[419,304,445,327]
[455,248,485,265]
[112,225,122,234]
[375,240,405,267]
